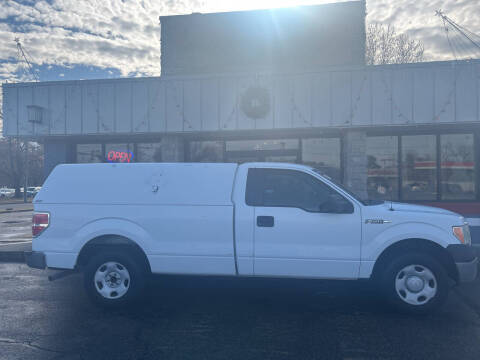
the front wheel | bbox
[84,250,147,307]
[380,253,449,314]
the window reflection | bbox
[401,135,437,200]
[226,139,298,151]
[137,143,162,162]
[366,136,398,200]
[302,138,341,181]
[76,144,103,163]
[441,134,475,200]
[190,141,224,162]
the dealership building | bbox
[2,1,480,241]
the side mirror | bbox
[319,193,353,214]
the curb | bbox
[0,209,33,214]
[0,251,25,263]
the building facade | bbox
[2,1,480,241]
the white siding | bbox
[292,75,312,128]
[371,69,392,125]
[2,61,479,137]
[413,68,434,124]
[115,82,132,133]
[165,80,183,132]
[218,77,237,131]
[148,80,166,132]
[236,76,257,130]
[392,69,413,125]
[33,85,49,135]
[183,79,201,131]
[98,83,114,133]
[132,81,148,133]
[331,71,351,126]
[50,85,66,134]
[456,64,477,123]
[312,72,331,127]
[273,76,292,129]
[66,85,82,134]
[18,86,33,135]
[351,71,371,126]
[201,78,219,131]
[434,66,455,123]
[3,86,17,135]
[82,83,98,134]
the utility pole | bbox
[14,38,38,202]
[435,10,480,59]
[23,142,28,203]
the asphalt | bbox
[0,202,33,213]
[0,208,32,262]
[2,207,480,359]
[1,263,480,360]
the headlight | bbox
[452,224,472,245]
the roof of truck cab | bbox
[239,162,312,171]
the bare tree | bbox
[0,137,44,197]
[366,23,425,65]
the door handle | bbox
[257,216,274,227]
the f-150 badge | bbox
[365,219,392,224]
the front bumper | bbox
[447,245,479,283]
[24,251,46,270]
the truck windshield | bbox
[311,168,384,206]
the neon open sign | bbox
[107,150,134,163]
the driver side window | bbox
[246,168,353,213]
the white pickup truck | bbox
[26,162,477,312]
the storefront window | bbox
[366,136,399,200]
[441,134,476,200]
[76,144,103,163]
[302,138,341,181]
[226,139,298,151]
[401,135,437,200]
[137,143,162,162]
[189,141,224,162]
[105,143,134,163]
[225,139,298,164]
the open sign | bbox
[107,150,134,163]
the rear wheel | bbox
[84,250,147,307]
[379,253,449,314]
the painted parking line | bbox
[0,241,32,246]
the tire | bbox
[83,249,147,308]
[379,252,449,314]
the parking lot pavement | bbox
[1,263,480,360]
[0,210,32,244]
[0,202,33,213]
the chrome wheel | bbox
[94,261,130,299]
[395,264,437,306]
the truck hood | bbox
[381,202,459,217]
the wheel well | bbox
[371,238,458,282]
[76,235,151,273]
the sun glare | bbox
[208,0,335,12]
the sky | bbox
[0,0,479,86]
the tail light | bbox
[32,212,49,237]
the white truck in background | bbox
[26,162,477,313]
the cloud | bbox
[366,0,480,61]
[0,0,478,84]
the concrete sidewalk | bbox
[0,202,33,213]
[0,241,31,262]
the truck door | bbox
[246,168,362,279]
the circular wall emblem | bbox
[240,86,271,119]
